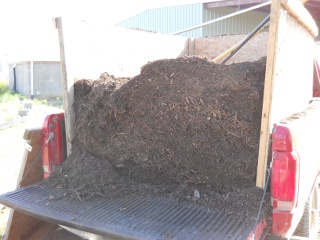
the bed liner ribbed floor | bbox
[0,183,258,240]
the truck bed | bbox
[0,183,260,240]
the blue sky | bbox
[0,0,206,61]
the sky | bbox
[0,0,206,61]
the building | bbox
[117,0,320,38]
[5,24,61,99]
[8,61,62,99]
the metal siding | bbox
[15,63,31,96]
[202,7,269,37]
[117,4,203,37]
[117,4,269,37]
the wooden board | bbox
[256,0,318,188]
[281,0,318,36]
[18,128,43,188]
[4,128,58,240]
[55,17,75,157]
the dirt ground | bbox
[0,101,63,238]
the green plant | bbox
[0,81,10,95]
[0,82,24,104]
[33,98,48,106]
[0,82,63,109]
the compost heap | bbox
[47,56,269,218]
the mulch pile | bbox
[46,56,269,219]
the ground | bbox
[0,99,63,238]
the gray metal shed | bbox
[8,61,62,99]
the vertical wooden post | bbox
[55,17,75,156]
[188,38,195,56]
[256,0,281,189]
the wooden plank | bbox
[281,0,318,36]
[256,0,317,188]
[55,17,75,157]
[23,127,41,141]
[4,128,58,240]
[18,128,43,188]
[256,0,281,190]
[4,212,57,240]
[188,38,195,56]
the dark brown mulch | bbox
[46,56,269,220]
[46,147,271,220]
[74,56,266,191]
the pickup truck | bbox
[1,0,320,239]
[0,66,320,240]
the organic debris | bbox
[47,56,269,219]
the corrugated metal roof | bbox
[204,0,320,22]
[117,3,269,37]
[116,0,320,38]
[117,4,203,38]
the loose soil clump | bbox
[47,56,269,219]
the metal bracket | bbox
[48,132,54,142]
[24,142,32,152]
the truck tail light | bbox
[272,124,293,152]
[271,124,299,212]
[42,113,67,179]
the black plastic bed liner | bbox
[0,183,258,240]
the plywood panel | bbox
[56,18,190,154]
[256,0,317,188]
[61,19,189,80]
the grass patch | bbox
[33,98,48,106]
[0,81,9,95]
[0,82,62,107]
[0,82,63,124]
[0,82,22,123]
[0,81,25,103]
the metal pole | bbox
[213,21,270,63]
[30,60,34,99]
[221,14,270,64]
[13,65,17,92]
